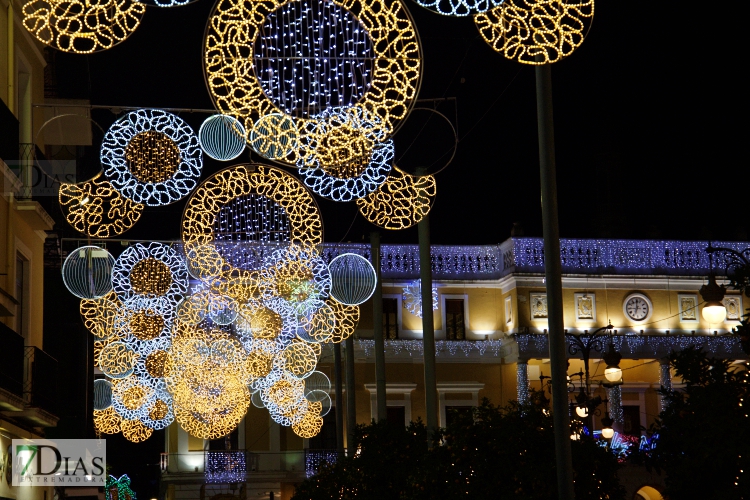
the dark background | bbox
[39,0,745,498]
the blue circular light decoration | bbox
[62,245,116,299]
[414,0,505,16]
[93,379,113,410]
[328,253,377,305]
[101,109,203,206]
[199,114,246,161]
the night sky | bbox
[45,0,748,246]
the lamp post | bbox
[704,243,750,354]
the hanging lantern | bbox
[328,253,377,306]
[199,115,246,161]
[62,246,116,299]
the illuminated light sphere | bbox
[305,390,332,417]
[62,246,116,299]
[575,406,588,418]
[81,291,121,340]
[329,253,377,306]
[177,291,210,326]
[260,244,331,309]
[280,342,318,379]
[208,294,239,325]
[203,0,422,162]
[237,297,297,348]
[402,280,438,318]
[304,371,331,394]
[249,114,299,160]
[604,366,623,383]
[356,167,436,230]
[474,0,594,65]
[115,298,175,347]
[298,108,394,202]
[292,401,324,438]
[199,114,246,161]
[251,390,265,409]
[296,301,336,344]
[111,242,189,304]
[182,164,323,286]
[112,377,155,420]
[98,341,139,379]
[144,350,169,378]
[702,303,727,324]
[141,396,174,430]
[246,346,282,391]
[59,175,144,238]
[22,0,145,54]
[94,407,122,435]
[327,299,360,343]
[413,0,504,16]
[121,418,153,442]
[94,379,113,410]
[261,374,306,415]
[101,109,203,206]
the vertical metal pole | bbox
[370,232,387,421]
[417,169,438,435]
[345,336,357,447]
[535,62,575,500]
[333,343,345,457]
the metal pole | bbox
[370,232,387,421]
[333,343,345,457]
[345,336,357,447]
[535,62,575,500]
[417,169,438,435]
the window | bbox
[15,253,27,337]
[383,297,398,339]
[445,299,465,340]
[309,408,338,449]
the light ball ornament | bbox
[329,253,377,306]
[62,246,116,299]
[121,418,153,442]
[80,291,121,340]
[292,401,324,438]
[474,0,594,65]
[327,299,359,343]
[199,114,246,161]
[356,167,436,230]
[93,379,113,410]
[94,407,122,435]
[249,114,299,160]
[101,109,203,206]
[98,341,138,379]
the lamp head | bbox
[601,412,614,439]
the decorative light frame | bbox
[474,0,594,65]
[101,109,203,206]
[59,175,144,238]
[402,280,438,318]
[356,167,436,230]
[22,0,145,54]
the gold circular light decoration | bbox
[130,258,173,296]
[94,407,122,435]
[327,299,360,344]
[292,401,324,438]
[125,131,182,183]
[22,0,146,54]
[145,350,168,378]
[281,343,318,379]
[98,341,138,379]
[121,419,153,442]
[474,0,594,65]
[80,292,120,340]
[59,175,144,238]
[203,0,422,155]
[182,164,323,297]
[149,400,170,421]
[356,167,436,230]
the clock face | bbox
[625,296,649,321]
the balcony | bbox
[0,322,25,410]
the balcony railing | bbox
[24,346,58,413]
[0,322,24,398]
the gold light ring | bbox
[181,164,323,290]
[474,0,594,65]
[203,0,422,153]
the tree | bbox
[646,347,750,499]
[292,394,625,500]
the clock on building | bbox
[623,293,652,322]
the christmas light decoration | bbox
[304,371,331,393]
[356,338,506,357]
[81,292,121,339]
[305,389,332,417]
[59,176,144,238]
[402,280,438,317]
[280,342,318,379]
[260,244,331,309]
[356,167,436,230]
[111,242,188,304]
[121,418,153,442]
[22,0,145,54]
[327,299,359,343]
[204,0,421,148]
[94,407,122,435]
[199,115,246,161]
[112,376,155,420]
[176,291,210,326]
[114,298,175,355]
[237,297,297,348]
[292,401,324,438]
[328,253,377,305]
[296,300,336,343]
[101,109,203,206]
[474,0,594,65]
[261,373,306,415]
[98,341,139,379]
[414,0,503,16]
[249,114,299,160]
[305,449,338,478]
[94,379,113,410]
[105,474,136,500]
[207,293,239,325]
[205,450,247,484]
[141,396,174,429]
[62,246,116,299]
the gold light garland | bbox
[121,418,153,442]
[94,407,122,435]
[59,176,144,238]
[129,258,173,297]
[125,131,182,183]
[356,167,436,230]
[474,0,594,65]
[22,0,146,54]
[80,292,120,340]
[281,342,318,379]
[292,401,324,438]
[203,0,421,154]
[327,299,360,343]
[98,341,139,379]
[149,400,170,421]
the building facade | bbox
[159,237,748,500]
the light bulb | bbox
[575,406,588,418]
[702,302,727,324]
[570,433,580,441]
[604,366,623,383]
[601,427,614,439]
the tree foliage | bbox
[292,394,624,500]
[646,347,750,499]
